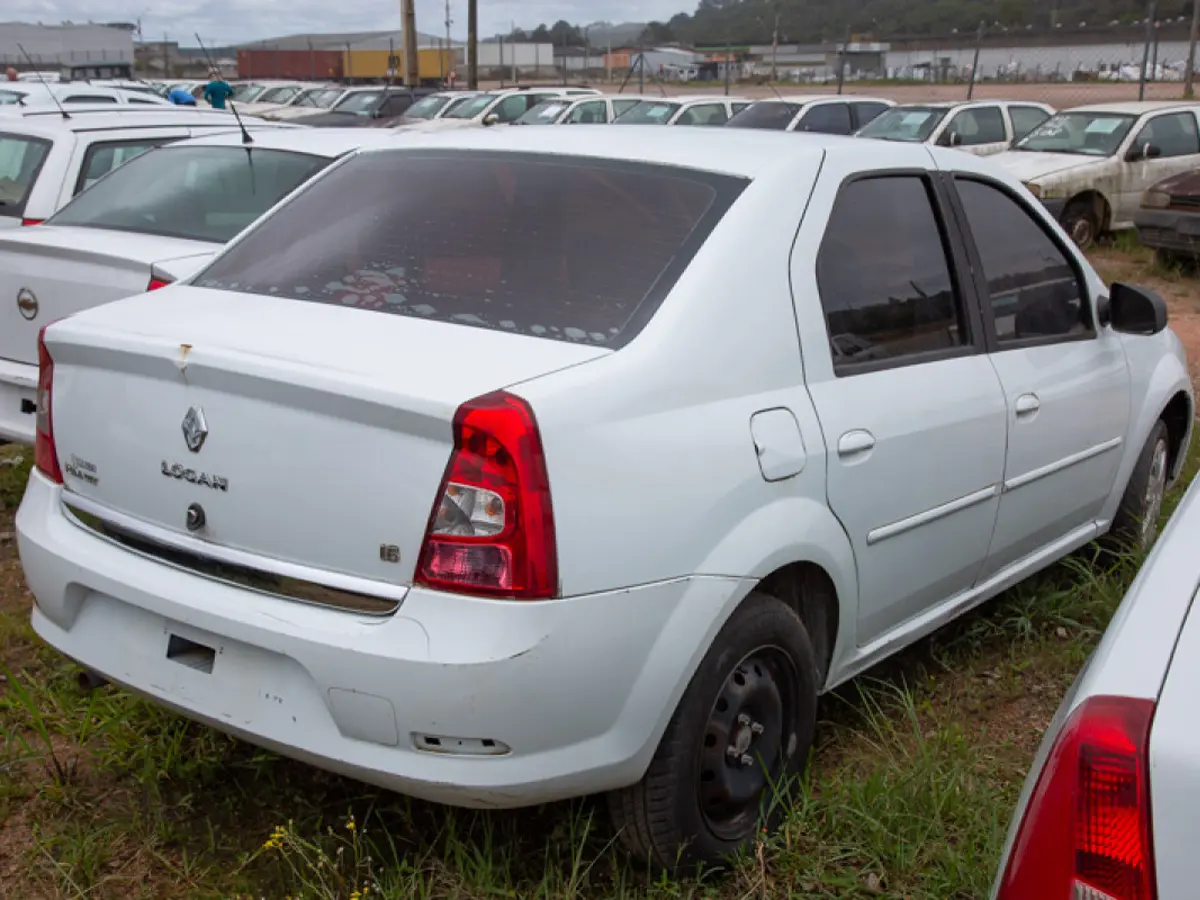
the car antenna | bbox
[194,32,252,145]
[16,44,68,119]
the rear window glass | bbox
[194,150,748,347]
[0,133,52,218]
[726,102,802,130]
[48,145,328,243]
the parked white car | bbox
[402,87,602,130]
[612,95,752,126]
[726,95,895,135]
[260,85,348,121]
[16,128,1192,872]
[388,91,486,126]
[0,105,287,229]
[514,94,644,125]
[856,100,1055,155]
[0,81,170,107]
[0,127,390,445]
[234,82,323,117]
[992,466,1200,900]
[992,101,1200,248]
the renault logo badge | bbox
[182,406,208,453]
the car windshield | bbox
[48,145,329,244]
[613,101,681,124]
[194,150,747,348]
[258,86,299,103]
[725,102,802,130]
[333,91,382,115]
[445,93,501,119]
[857,106,951,141]
[1015,112,1138,156]
[296,88,340,108]
[515,100,570,125]
[402,95,452,119]
[232,83,267,102]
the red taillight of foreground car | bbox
[147,276,172,291]
[996,695,1157,900]
[416,391,558,600]
[34,325,63,485]
[20,217,43,226]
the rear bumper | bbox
[17,470,743,808]
[1134,209,1200,258]
[0,358,37,444]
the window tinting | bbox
[194,151,747,347]
[944,107,1006,145]
[1131,112,1200,159]
[65,94,118,104]
[75,138,171,194]
[798,103,852,135]
[0,133,52,218]
[1009,105,1050,140]
[955,178,1090,344]
[818,176,967,368]
[49,146,328,244]
[725,102,801,130]
[852,101,890,129]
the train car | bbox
[237,49,344,80]
[341,48,454,84]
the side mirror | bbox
[483,113,499,126]
[1126,142,1161,162]
[1109,282,1168,335]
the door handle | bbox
[1015,394,1041,417]
[838,430,876,458]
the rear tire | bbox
[607,592,817,872]
[1110,420,1170,551]
[1062,199,1101,250]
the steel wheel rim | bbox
[1069,216,1094,248]
[1141,438,1169,546]
[695,645,798,842]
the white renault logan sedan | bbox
[16,127,1193,870]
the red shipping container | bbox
[236,49,343,81]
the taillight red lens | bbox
[416,391,558,599]
[147,277,172,291]
[21,218,43,226]
[34,325,63,485]
[997,695,1157,900]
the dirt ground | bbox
[490,77,1195,107]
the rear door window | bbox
[48,146,328,243]
[194,150,748,348]
[798,103,853,135]
[1009,105,1051,140]
[945,107,1007,145]
[74,137,174,194]
[0,132,52,219]
[675,103,729,126]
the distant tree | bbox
[549,19,583,46]
[531,24,551,42]
[639,21,676,45]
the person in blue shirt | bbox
[167,87,197,105]
[203,71,233,110]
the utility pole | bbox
[444,0,453,84]
[1186,0,1199,98]
[467,0,478,88]
[1139,0,1156,101]
[771,10,780,82]
[400,0,419,86]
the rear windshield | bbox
[726,102,802,130]
[0,133,52,218]
[333,91,382,115]
[48,145,328,243]
[194,150,747,347]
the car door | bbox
[674,102,728,126]
[940,106,1009,155]
[948,174,1131,582]
[794,162,1007,643]
[565,99,607,124]
[1114,110,1200,226]
[795,102,853,135]
[611,97,640,120]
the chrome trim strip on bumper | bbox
[60,493,404,617]
[1004,437,1123,493]
[866,484,1000,546]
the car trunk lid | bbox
[45,286,609,589]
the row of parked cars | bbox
[2,86,1200,894]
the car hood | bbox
[295,111,375,128]
[991,151,1102,182]
[392,118,481,133]
[1149,169,1200,197]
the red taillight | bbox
[34,325,62,485]
[21,218,43,226]
[416,391,558,600]
[147,276,172,291]
[997,695,1157,900]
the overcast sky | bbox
[9,0,691,45]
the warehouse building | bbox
[0,21,135,79]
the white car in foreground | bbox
[992,101,1200,248]
[0,128,391,445]
[992,467,1200,899]
[16,129,1192,870]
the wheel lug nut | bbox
[751,721,764,735]
[726,746,739,760]
[737,713,751,726]
[740,753,754,767]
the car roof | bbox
[177,126,402,157]
[749,94,890,105]
[0,106,284,137]
[1069,100,1200,115]
[358,123,871,179]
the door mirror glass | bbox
[483,113,499,126]
[1126,142,1162,162]
[1109,282,1168,335]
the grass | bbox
[0,244,1197,898]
